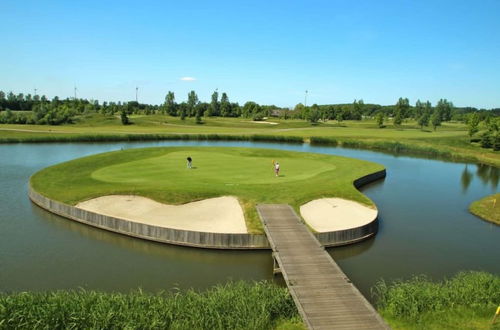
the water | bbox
[0,141,498,302]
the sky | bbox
[1,0,499,108]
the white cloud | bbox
[180,77,196,81]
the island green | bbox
[30,146,384,233]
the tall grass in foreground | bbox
[0,281,302,330]
[373,271,500,329]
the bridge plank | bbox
[257,204,388,330]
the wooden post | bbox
[272,252,281,275]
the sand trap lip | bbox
[300,198,377,232]
[76,195,247,234]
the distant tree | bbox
[195,103,207,124]
[220,92,231,117]
[351,99,363,120]
[375,112,384,128]
[120,110,130,125]
[418,113,430,129]
[336,109,344,125]
[164,91,176,116]
[436,99,453,121]
[414,100,424,119]
[178,102,187,120]
[308,104,320,124]
[430,110,441,131]
[395,97,410,119]
[187,90,199,117]
[242,101,260,118]
[393,109,403,127]
[208,90,219,116]
[467,113,480,139]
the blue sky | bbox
[1,0,499,108]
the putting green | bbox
[31,147,384,233]
[92,150,335,185]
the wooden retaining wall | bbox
[314,169,386,247]
[28,186,270,249]
[28,169,385,250]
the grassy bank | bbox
[30,147,383,233]
[1,115,498,167]
[0,281,303,330]
[469,193,500,225]
[373,271,500,329]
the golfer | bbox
[187,156,192,169]
[274,161,280,177]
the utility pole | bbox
[74,86,77,100]
[34,88,37,96]
[305,90,308,107]
[136,87,138,102]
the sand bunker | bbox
[242,120,279,125]
[76,195,247,233]
[300,198,377,232]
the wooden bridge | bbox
[257,204,388,330]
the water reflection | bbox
[461,165,473,193]
[460,164,499,193]
[328,235,376,260]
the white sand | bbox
[76,195,247,233]
[241,121,279,125]
[300,198,377,232]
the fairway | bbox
[31,147,384,233]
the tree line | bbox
[0,89,498,128]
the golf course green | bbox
[31,147,384,233]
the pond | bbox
[0,141,498,302]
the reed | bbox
[0,281,302,329]
[372,271,500,322]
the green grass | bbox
[31,147,383,233]
[2,115,498,166]
[0,281,304,330]
[373,271,500,329]
[469,193,500,225]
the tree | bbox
[418,112,430,129]
[208,90,219,116]
[336,108,344,125]
[393,109,402,127]
[351,99,363,120]
[414,100,424,119]
[187,91,199,117]
[308,104,320,124]
[395,97,410,119]
[375,112,384,128]
[164,91,176,116]
[467,113,480,139]
[435,99,453,122]
[430,110,441,130]
[220,92,231,117]
[242,101,260,118]
[178,102,187,120]
[120,110,130,125]
[195,103,207,124]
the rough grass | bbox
[0,281,304,330]
[373,271,500,329]
[469,193,500,225]
[30,147,384,234]
[1,116,498,166]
